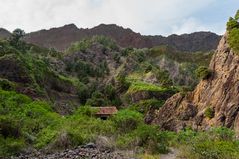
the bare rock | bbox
[150,33,239,134]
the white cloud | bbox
[0,0,231,35]
[171,18,208,34]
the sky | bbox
[0,0,238,36]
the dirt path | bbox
[160,148,180,159]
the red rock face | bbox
[23,24,221,52]
[150,33,239,134]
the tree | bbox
[155,69,173,87]
[12,29,25,41]
[226,17,239,31]
[235,10,239,20]
[9,29,26,50]
[195,66,212,80]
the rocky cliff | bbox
[23,24,220,52]
[149,33,239,134]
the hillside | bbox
[149,21,239,135]
[22,24,221,52]
[1,14,239,159]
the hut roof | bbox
[94,106,118,115]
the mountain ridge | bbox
[0,23,221,52]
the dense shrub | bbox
[111,109,143,133]
[93,36,118,50]
[0,136,25,156]
[228,28,239,54]
[77,84,91,104]
[235,10,239,20]
[86,91,108,106]
[67,39,91,53]
[195,66,212,80]
[116,73,130,92]
[227,11,239,54]
[204,107,215,119]
[0,79,15,91]
[130,99,164,114]
[155,69,173,87]
[120,47,133,56]
[0,90,61,156]
[227,17,239,31]
[177,128,239,159]
[66,36,118,54]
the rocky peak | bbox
[149,33,239,134]
[0,28,11,39]
[22,24,221,52]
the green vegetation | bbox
[9,29,26,51]
[155,69,173,87]
[227,17,239,31]
[148,45,213,88]
[126,80,177,96]
[204,107,215,119]
[66,35,118,53]
[1,89,238,158]
[176,128,239,159]
[195,66,212,80]
[0,90,60,156]
[130,99,164,114]
[0,28,238,159]
[227,11,239,54]
[0,90,170,156]
[228,28,239,54]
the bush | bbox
[0,136,25,157]
[209,127,235,141]
[227,17,239,31]
[130,99,164,114]
[116,124,172,154]
[67,39,91,53]
[74,106,99,117]
[177,128,239,159]
[0,79,15,91]
[86,91,108,106]
[204,107,215,119]
[93,36,118,50]
[35,128,58,148]
[136,125,171,154]
[189,140,239,159]
[116,73,130,92]
[195,66,212,80]
[155,69,173,87]
[111,109,143,133]
[235,10,239,20]
[77,84,91,104]
[228,28,239,54]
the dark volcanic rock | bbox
[23,24,221,52]
[13,147,132,159]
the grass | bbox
[1,89,239,159]
[127,81,167,93]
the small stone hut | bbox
[94,106,118,120]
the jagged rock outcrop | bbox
[149,33,239,134]
[23,24,221,52]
